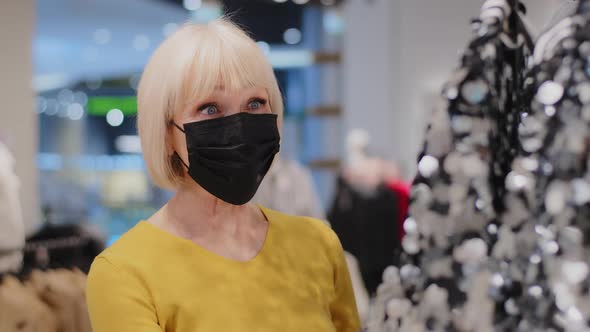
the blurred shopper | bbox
[86,18,360,332]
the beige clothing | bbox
[28,269,92,332]
[0,276,58,332]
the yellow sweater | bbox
[86,207,361,332]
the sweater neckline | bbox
[138,205,275,266]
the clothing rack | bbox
[24,236,89,252]
[22,223,104,274]
[0,248,22,256]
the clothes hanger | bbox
[534,17,581,64]
[470,0,534,53]
[503,0,535,51]
[533,0,590,64]
[516,11,536,51]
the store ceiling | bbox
[35,0,190,91]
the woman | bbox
[86,19,360,332]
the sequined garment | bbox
[368,1,535,331]
[501,3,590,330]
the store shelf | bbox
[307,158,341,171]
[307,105,342,117]
[313,51,341,64]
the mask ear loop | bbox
[173,122,185,133]
[171,122,190,170]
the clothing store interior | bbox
[3,0,590,331]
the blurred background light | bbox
[323,10,344,35]
[57,89,74,104]
[106,108,124,127]
[283,28,302,45]
[183,0,202,11]
[45,99,58,116]
[115,135,142,154]
[256,41,271,57]
[267,50,314,69]
[74,91,88,106]
[86,78,103,90]
[34,73,72,92]
[67,103,84,120]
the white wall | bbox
[0,0,38,232]
[342,0,401,167]
[343,0,565,178]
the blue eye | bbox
[249,101,262,110]
[199,105,218,116]
[248,99,267,111]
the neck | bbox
[163,181,254,239]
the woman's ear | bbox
[165,122,175,154]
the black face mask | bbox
[173,112,280,205]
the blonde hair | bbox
[137,18,283,190]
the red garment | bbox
[386,180,410,241]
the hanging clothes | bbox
[252,157,326,220]
[328,175,400,295]
[28,269,92,332]
[0,275,58,332]
[369,1,535,330]
[500,2,590,329]
[23,223,105,274]
[385,180,410,241]
[0,270,91,332]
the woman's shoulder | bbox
[91,222,161,273]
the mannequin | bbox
[344,128,399,190]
